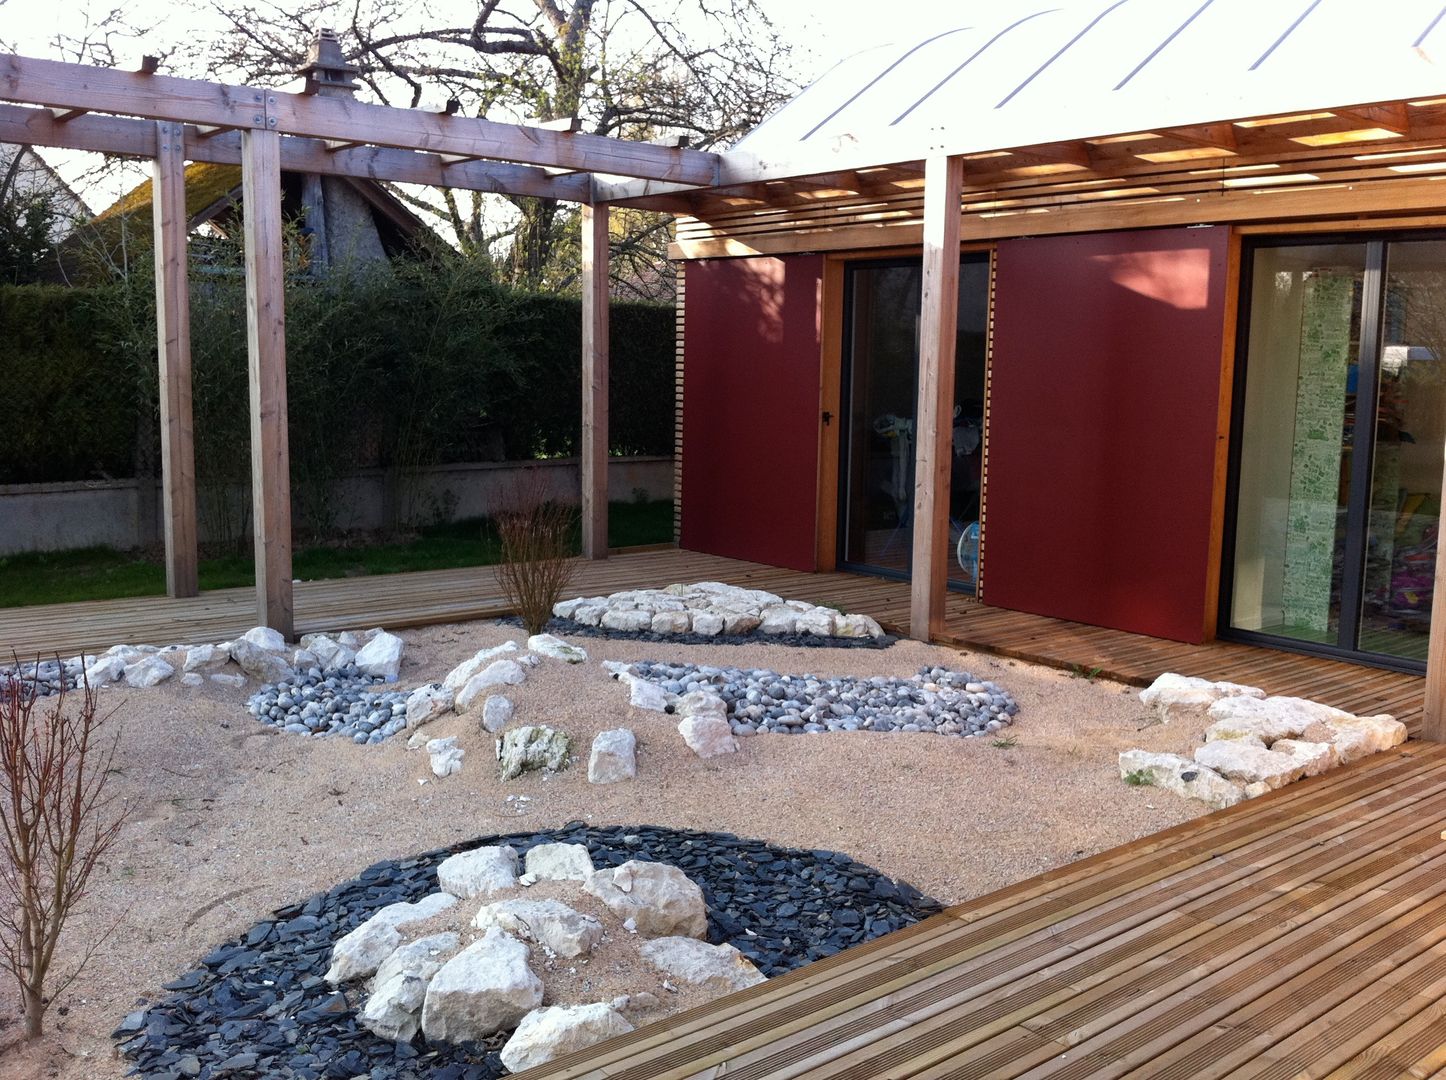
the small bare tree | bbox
[0,671,128,1040]
[495,470,579,635]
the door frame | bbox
[815,243,994,588]
[1217,228,1446,675]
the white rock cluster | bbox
[324,843,763,1071]
[555,582,884,640]
[1121,673,1408,809]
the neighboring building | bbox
[0,143,90,238]
[668,2,1446,675]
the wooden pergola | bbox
[0,50,722,639]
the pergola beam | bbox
[581,203,610,560]
[241,127,294,638]
[0,53,720,185]
[151,121,198,598]
[0,103,592,201]
[908,154,962,642]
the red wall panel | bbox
[985,228,1230,643]
[681,255,823,571]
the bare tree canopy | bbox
[192,0,802,298]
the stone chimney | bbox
[299,28,359,97]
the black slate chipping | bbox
[498,614,899,650]
[116,824,940,1080]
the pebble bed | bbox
[510,615,898,650]
[0,657,84,697]
[114,823,939,1080]
[248,666,409,743]
[630,662,1019,736]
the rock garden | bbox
[0,583,1216,1080]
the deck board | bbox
[3,548,1439,1076]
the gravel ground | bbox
[0,619,1207,1079]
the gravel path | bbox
[0,619,1207,1079]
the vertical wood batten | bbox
[582,202,610,559]
[151,121,199,598]
[1425,439,1446,739]
[908,154,963,640]
[241,127,294,638]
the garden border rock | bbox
[114,823,940,1080]
[500,615,899,650]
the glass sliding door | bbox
[1225,236,1446,669]
[837,254,989,590]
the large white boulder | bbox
[481,695,514,733]
[474,898,603,958]
[301,634,355,672]
[676,694,738,759]
[758,606,798,635]
[639,936,766,994]
[420,928,543,1043]
[527,633,588,663]
[601,609,655,633]
[625,675,670,712]
[835,613,883,638]
[499,1004,633,1073]
[651,611,692,634]
[427,737,465,778]
[1271,739,1339,778]
[1118,750,1244,811]
[438,845,519,899]
[405,683,453,728]
[182,643,230,674]
[1204,694,1353,745]
[241,626,287,652]
[84,654,127,687]
[361,970,431,1042]
[525,843,595,882]
[228,638,293,684]
[584,860,707,939]
[499,726,571,780]
[372,931,460,992]
[1193,740,1309,790]
[442,641,519,691]
[455,660,527,712]
[1320,714,1407,763]
[324,919,402,985]
[1140,673,1266,723]
[355,631,405,681]
[588,729,637,784]
[124,655,175,688]
[795,608,836,636]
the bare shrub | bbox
[0,671,128,1040]
[494,470,579,636]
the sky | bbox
[0,0,1003,209]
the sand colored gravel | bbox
[0,619,1210,1078]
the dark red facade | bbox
[985,228,1230,643]
[680,255,823,571]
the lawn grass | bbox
[0,499,674,609]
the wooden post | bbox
[908,154,963,641]
[151,121,198,598]
[581,202,610,559]
[1423,441,1446,740]
[241,127,294,638]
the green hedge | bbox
[0,268,675,493]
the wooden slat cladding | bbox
[673,269,685,543]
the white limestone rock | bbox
[639,936,767,994]
[210,672,246,688]
[527,633,588,663]
[720,611,761,635]
[795,608,837,636]
[758,606,798,635]
[1319,714,1408,763]
[180,672,204,687]
[1117,750,1244,811]
[835,613,884,638]
[182,643,230,674]
[584,860,707,938]
[691,610,724,636]
[1271,739,1340,778]
[571,602,609,627]
[427,737,465,778]
[481,695,514,733]
[405,683,453,728]
[84,654,126,687]
[420,928,543,1043]
[1205,694,1353,745]
[438,846,519,899]
[589,728,637,784]
[601,609,654,633]
[499,1004,633,1074]
[1140,672,1266,723]
[626,676,670,712]
[355,631,404,682]
[370,891,458,932]
[651,611,692,634]
[325,919,403,985]
[123,655,175,688]
[455,660,527,712]
[473,898,603,958]
[242,626,287,652]
[361,970,430,1042]
[676,694,737,759]
[1193,740,1308,790]
[442,642,519,692]
[372,931,460,992]
[300,634,355,672]
[524,843,595,882]
[499,725,571,780]
[228,638,293,683]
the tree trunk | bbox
[22,982,43,1039]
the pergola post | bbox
[241,127,294,638]
[908,154,963,641]
[151,121,199,598]
[581,202,610,560]
[1423,443,1446,739]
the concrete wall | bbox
[0,456,673,555]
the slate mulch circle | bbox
[114,823,940,1080]
[501,615,899,650]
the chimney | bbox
[299,28,359,97]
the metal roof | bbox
[735,0,1446,160]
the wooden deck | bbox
[0,546,1422,731]
[524,739,1446,1080]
